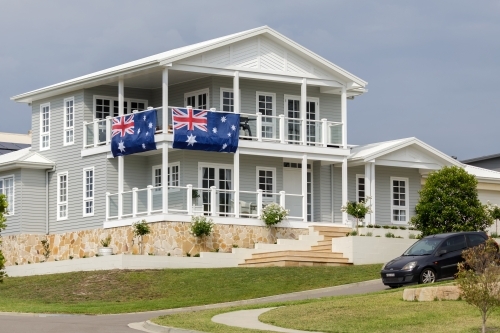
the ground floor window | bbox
[257,167,276,198]
[391,177,408,223]
[198,163,233,215]
[83,168,94,216]
[57,172,68,220]
[356,175,365,202]
[152,162,181,192]
[0,175,14,214]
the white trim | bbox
[356,174,365,203]
[82,167,94,217]
[152,162,181,193]
[219,88,241,112]
[256,166,276,199]
[57,171,68,221]
[63,97,75,146]
[184,88,210,109]
[40,103,50,151]
[93,95,148,119]
[197,162,234,188]
[0,174,15,215]
[390,176,409,224]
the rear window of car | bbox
[439,235,467,253]
[466,234,486,248]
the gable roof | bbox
[12,26,367,103]
[0,148,55,172]
[463,164,500,182]
[461,153,500,164]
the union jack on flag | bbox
[112,115,135,137]
[172,108,208,132]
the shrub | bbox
[193,253,200,257]
[374,225,381,229]
[190,216,214,238]
[0,194,7,282]
[41,239,51,260]
[491,232,499,238]
[399,226,407,230]
[133,220,151,254]
[100,235,112,247]
[349,230,358,236]
[366,232,373,237]
[375,235,381,237]
[382,225,390,229]
[409,227,416,230]
[409,233,416,239]
[385,232,395,238]
[341,198,372,234]
[232,244,239,248]
[367,224,374,228]
[411,166,493,236]
[390,226,398,230]
[260,203,288,227]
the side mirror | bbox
[438,249,447,256]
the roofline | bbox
[0,161,55,173]
[461,153,500,164]
[12,26,367,103]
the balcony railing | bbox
[83,107,343,149]
[106,185,304,221]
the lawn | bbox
[0,264,380,314]
[153,288,500,333]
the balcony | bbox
[83,107,344,149]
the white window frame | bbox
[40,103,51,151]
[356,174,365,203]
[93,95,148,119]
[57,172,69,221]
[63,97,75,146]
[197,162,234,189]
[256,92,276,139]
[391,176,409,224]
[184,88,210,109]
[0,175,15,215]
[220,88,241,112]
[82,167,94,217]
[152,162,181,193]
[256,167,276,199]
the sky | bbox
[0,0,499,160]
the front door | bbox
[199,165,232,215]
[306,100,319,144]
[283,163,312,221]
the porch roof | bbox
[0,148,55,172]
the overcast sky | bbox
[1,0,499,160]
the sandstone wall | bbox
[1,221,308,266]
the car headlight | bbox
[402,261,417,271]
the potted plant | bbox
[260,203,288,242]
[133,220,151,254]
[98,235,113,256]
[341,197,372,235]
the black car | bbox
[380,231,493,288]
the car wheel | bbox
[419,268,436,284]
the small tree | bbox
[132,220,151,254]
[190,216,214,253]
[411,166,493,236]
[486,202,500,236]
[457,239,500,333]
[341,198,372,234]
[0,194,7,282]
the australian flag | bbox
[172,108,240,153]
[111,109,157,157]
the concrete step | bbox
[312,226,351,233]
[310,245,332,252]
[239,261,352,267]
[250,250,345,260]
[316,240,333,246]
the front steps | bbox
[238,225,351,267]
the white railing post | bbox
[279,190,286,208]
[118,192,123,219]
[93,120,98,147]
[106,116,112,143]
[321,118,328,147]
[147,185,153,215]
[105,192,110,220]
[257,189,263,217]
[83,122,87,148]
[132,187,138,218]
[256,112,262,142]
[210,186,217,216]
[279,115,285,144]
[187,184,193,215]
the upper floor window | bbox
[83,167,94,216]
[257,167,275,198]
[40,103,50,150]
[64,97,74,145]
[356,175,365,203]
[257,92,276,139]
[0,176,15,215]
[184,89,209,109]
[57,172,68,220]
[220,88,234,112]
[94,96,147,119]
[391,177,408,224]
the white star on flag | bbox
[186,133,197,146]
[143,115,146,121]
[222,143,227,150]
[231,125,236,131]
[212,127,218,134]
[137,128,141,134]
[118,141,126,152]
[148,122,153,129]
[142,143,146,149]
[221,116,227,123]
[146,131,149,136]
[227,132,232,137]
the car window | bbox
[466,234,486,248]
[438,235,467,253]
[403,238,442,256]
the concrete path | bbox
[0,279,387,333]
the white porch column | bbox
[118,79,124,218]
[342,157,348,224]
[370,162,376,225]
[341,85,347,149]
[302,154,308,222]
[301,78,307,145]
[162,69,169,214]
[233,71,240,218]
[364,162,372,225]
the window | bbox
[57,172,68,220]
[221,88,234,112]
[64,97,74,145]
[439,235,467,253]
[0,176,14,215]
[94,96,147,119]
[83,168,94,216]
[40,103,50,150]
[466,234,486,248]
[257,167,276,198]
[256,92,276,139]
[391,177,409,223]
[356,175,365,203]
[152,162,180,192]
[184,89,209,109]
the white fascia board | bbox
[0,161,55,173]
[375,159,442,170]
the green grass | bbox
[0,265,380,314]
[153,288,500,333]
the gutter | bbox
[46,166,55,234]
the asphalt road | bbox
[0,279,388,333]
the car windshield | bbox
[403,238,442,256]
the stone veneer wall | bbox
[1,221,308,266]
